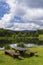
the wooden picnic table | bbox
[12,47,27,55]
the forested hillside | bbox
[0,28,43,46]
[0,28,39,37]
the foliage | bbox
[5,45,10,50]
[38,29,43,34]
[17,42,25,47]
[0,28,43,47]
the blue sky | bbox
[0,1,10,19]
[0,0,43,30]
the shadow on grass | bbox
[4,53,39,60]
[20,53,39,58]
[20,53,32,58]
[13,56,23,60]
[4,53,23,60]
[35,55,39,57]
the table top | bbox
[12,47,27,51]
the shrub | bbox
[5,45,10,50]
[17,42,25,48]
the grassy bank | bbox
[0,47,43,65]
[39,35,43,40]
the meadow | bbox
[0,47,43,65]
[39,34,43,40]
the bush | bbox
[5,45,10,50]
[17,42,25,48]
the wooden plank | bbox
[5,50,19,58]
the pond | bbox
[10,42,43,48]
[0,39,43,48]
[0,47,5,50]
[10,43,38,48]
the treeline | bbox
[0,28,39,37]
[38,29,43,34]
[0,28,43,44]
[0,28,43,37]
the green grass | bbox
[0,47,43,65]
[39,35,43,40]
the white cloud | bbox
[23,8,43,20]
[0,0,43,30]
[0,0,17,28]
[6,23,40,31]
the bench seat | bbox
[5,50,19,58]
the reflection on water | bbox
[24,43,38,47]
[0,47,5,50]
[10,44,17,48]
[10,43,38,48]
[10,43,43,48]
[0,39,43,47]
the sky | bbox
[0,0,43,31]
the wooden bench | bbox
[30,51,37,56]
[5,50,19,58]
[30,51,35,56]
[27,50,37,56]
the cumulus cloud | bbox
[0,0,43,30]
[17,0,43,8]
[6,23,40,31]
[0,0,16,28]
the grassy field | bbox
[0,47,43,65]
[39,35,43,40]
